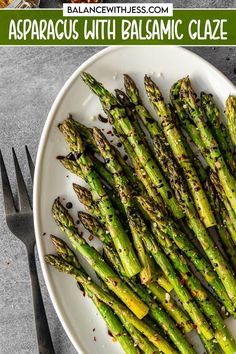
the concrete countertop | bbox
[0,1,236,353]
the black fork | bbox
[0,147,55,354]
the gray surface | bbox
[0,5,236,354]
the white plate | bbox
[33,46,236,354]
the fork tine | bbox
[12,148,32,212]
[0,150,17,215]
[25,146,34,183]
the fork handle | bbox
[27,248,55,354]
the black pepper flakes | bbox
[66,202,73,209]
[98,114,108,123]
[108,330,113,337]
[66,152,76,161]
[74,152,82,160]
[88,235,94,241]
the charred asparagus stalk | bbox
[72,114,146,194]
[57,155,126,217]
[111,112,166,209]
[200,334,221,354]
[81,72,184,220]
[44,254,176,353]
[89,127,213,340]
[152,131,236,306]
[137,196,236,352]
[209,172,236,244]
[106,251,196,354]
[50,235,156,354]
[76,195,172,293]
[52,197,148,319]
[200,92,236,174]
[204,179,236,272]
[168,103,208,183]
[225,95,236,148]
[93,126,157,284]
[178,77,236,217]
[144,75,215,229]
[79,210,192,334]
[58,117,141,278]
[137,195,236,317]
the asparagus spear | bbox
[200,334,221,354]
[62,160,213,337]
[52,197,148,319]
[114,89,170,209]
[171,84,236,234]
[59,156,126,218]
[111,112,167,210]
[51,234,81,267]
[170,86,215,173]
[115,89,150,145]
[124,73,165,143]
[94,128,226,304]
[137,195,236,317]
[68,115,99,153]
[168,103,208,183]
[178,77,236,216]
[147,118,236,309]
[73,184,99,215]
[146,221,236,353]
[75,186,158,289]
[133,222,213,339]
[72,114,146,194]
[92,297,142,354]
[146,282,192,333]
[57,151,114,187]
[122,78,197,239]
[74,184,172,292]
[209,172,236,244]
[81,72,184,220]
[116,319,159,354]
[204,179,236,272]
[50,235,155,354]
[225,95,236,147]
[170,82,236,301]
[123,279,195,353]
[105,251,196,353]
[201,92,236,174]
[59,117,141,278]
[62,116,164,209]
[78,211,112,246]
[45,255,176,353]
[144,75,215,229]
[89,128,213,340]
[93,126,157,284]
[79,210,192,334]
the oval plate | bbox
[34,46,236,354]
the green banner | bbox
[0,9,235,45]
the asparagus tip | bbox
[50,234,66,251]
[44,254,58,266]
